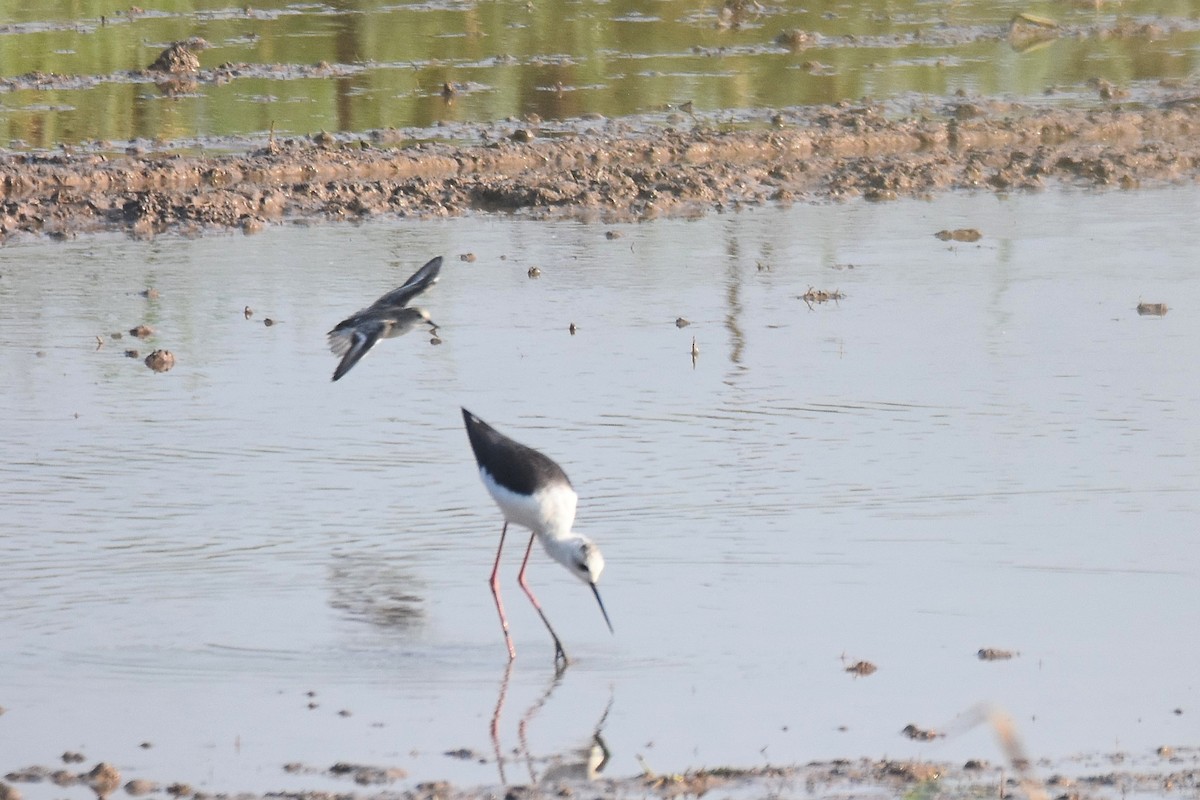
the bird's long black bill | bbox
[591,583,614,634]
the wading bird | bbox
[462,408,613,665]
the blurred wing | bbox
[329,320,386,381]
[368,256,443,311]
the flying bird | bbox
[327,256,442,381]
[462,408,613,665]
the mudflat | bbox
[4,96,1200,240]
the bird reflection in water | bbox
[490,664,613,786]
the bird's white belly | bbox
[481,469,577,537]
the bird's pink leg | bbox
[490,522,516,661]
[518,533,569,666]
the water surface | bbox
[3,0,1200,148]
[2,188,1198,794]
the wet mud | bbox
[4,751,1199,800]
[6,95,1200,240]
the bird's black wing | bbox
[330,319,387,381]
[367,256,443,311]
[461,408,573,495]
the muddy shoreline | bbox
[3,751,1198,800]
[5,96,1200,241]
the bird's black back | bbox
[462,408,572,496]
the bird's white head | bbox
[545,534,613,634]
[544,534,603,583]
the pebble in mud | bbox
[61,753,85,764]
[459,252,477,262]
[569,322,577,335]
[527,266,541,278]
[244,306,253,319]
[84,763,120,799]
[129,325,154,338]
[124,780,159,796]
[675,317,691,327]
[50,770,78,787]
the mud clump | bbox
[144,350,176,372]
[935,228,983,242]
[1137,301,1169,316]
[7,99,1200,240]
[977,648,1018,660]
[147,38,209,74]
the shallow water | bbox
[4,0,1200,148]
[1,188,1199,795]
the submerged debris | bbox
[1009,13,1061,50]
[775,29,815,49]
[844,660,878,676]
[442,748,482,761]
[327,763,407,785]
[977,648,1018,661]
[934,228,983,242]
[144,349,176,373]
[799,287,845,306]
[1137,301,1169,316]
[901,723,943,741]
[123,780,158,796]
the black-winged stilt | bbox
[327,255,442,382]
[461,408,613,665]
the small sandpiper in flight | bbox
[327,256,442,382]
